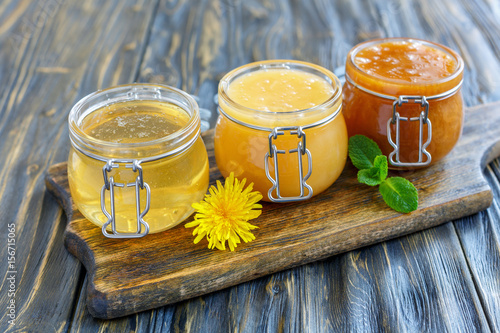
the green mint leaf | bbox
[379,177,418,213]
[357,155,388,186]
[374,155,388,181]
[348,135,383,170]
[358,169,381,186]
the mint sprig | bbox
[348,135,418,213]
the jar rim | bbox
[348,37,464,87]
[218,60,342,119]
[69,83,200,160]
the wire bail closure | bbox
[265,126,313,202]
[345,73,462,167]
[387,96,432,167]
[217,103,341,203]
[101,160,150,238]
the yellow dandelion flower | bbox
[185,172,263,251]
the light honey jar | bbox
[68,84,209,238]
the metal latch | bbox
[101,160,150,238]
[387,96,432,167]
[265,126,313,202]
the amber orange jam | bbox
[343,38,464,168]
[215,60,347,202]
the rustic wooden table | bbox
[1,0,500,332]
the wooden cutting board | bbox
[45,102,500,319]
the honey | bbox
[354,42,457,83]
[81,101,186,143]
[226,69,336,112]
[343,38,464,168]
[215,60,347,202]
[68,84,209,237]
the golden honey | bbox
[68,84,209,236]
[215,60,347,202]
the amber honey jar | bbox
[68,84,209,238]
[343,38,464,168]
[215,60,348,202]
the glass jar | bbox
[215,60,347,202]
[343,38,464,168]
[68,84,209,238]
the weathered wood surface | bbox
[0,0,159,332]
[45,102,500,319]
[2,0,500,332]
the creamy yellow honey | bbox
[215,61,347,201]
[227,69,335,112]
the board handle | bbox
[464,103,500,169]
[45,162,73,222]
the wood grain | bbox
[454,161,500,332]
[0,0,158,332]
[3,0,500,331]
[45,102,500,319]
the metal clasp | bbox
[264,127,313,202]
[100,160,150,238]
[387,96,432,167]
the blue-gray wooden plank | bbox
[0,0,159,332]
